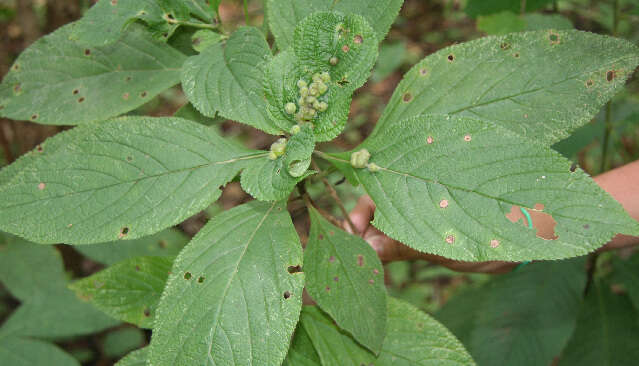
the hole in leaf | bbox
[197,276,205,283]
[36,145,43,152]
[402,92,413,103]
[505,204,559,240]
[447,54,454,62]
[570,163,577,172]
[72,89,79,95]
[606,70,615,82]
[585,79,594,88]
[84,49,91,56]
[184,272,192,280]
[78,97,85,103]
[288,265,302,274]
[31,114,38,120]
[548,32,560,44]
[500,42,510,50]
[283,291,291,299]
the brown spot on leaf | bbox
[333,276,339,282]
[143,308,151,317]
[30,114,38,120]
[419,68,428,76]
[318,234,324,240]
[490,239,500,248]
[78,97,85,103]
[464,134,472,142]
[38,183,45,190]
[357,255,364,266]
[118,227,129,239]
[72,89,79,95]
[427,136,434,144]
[447,54,455,62]
[368,279,374,284]
[284,291,291,299]
[585,79,594,88]
[505,204,559,240]
[402,92,413,103]
[288,265,302,274]
[329,256,335,262]
[84,49,91,56]
[197,276,205,283]
[354,35,363,44]
[439,199,448,208]
[513,52,520,58]
[445,235,455,244]
[373,269,379,275]
[606,70,616,82]
[548,32,560,45]
[500,42,511,50]
[342,44,350,53]
[140,91,148,98]
[184,272,192,280]
[135,265,140,271]
[123,92,130,100]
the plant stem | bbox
[311,159,359,235]
[166,18,218,30]
[302,192,343,228]
[520,0,527,15]
[600,0,619,173]
[0,122,14,163]
[243,0,250,25]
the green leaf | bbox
[436,258,586,366]
[284,123,315,177]
[115,347,148,366]
[466,0,554,18]
[0,116,265,244]
[558,279,639,366]
[103,328,146,358]
[282,325,321,366]
[264,12,378,141]
[149,201,304,366]
[174,102,224,126]
[0,238,118,338]
[377,297,475,365]
[0,234,67,301]
[191,29,223,52]
[328,115,639,262]
[0,23,186,125]
[372,30,639,145]
[181,26,278,134]
[74,228,189,265]
[70,0,198,46]
[0,337,79,366]
[305,206,387,354]
[69,256,172,328]
[266,0,404,50]
[477,12,573,35]
[611,252,639,311]
[299,306,376,365]
[300,297,476,365]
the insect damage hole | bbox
[30,114,38,121]
[464,134,472,142]
[505,204,559,240]
[84,49,91,56]
[447,54,455,62]
[445,235,455,244]
[500,42,511,50]
[184,272,192,280]
[419,67,428,76]
[402,92,413,103]
[585,79,594,88]
[78,97,85,103]
[37,183,46,190]
[72,89,79,95]
[287,265,302,274]
[197,276,205,283]
[490,239,500,248]
[439,199,448,208]
[342,44,350,53]
[548,32,560,45]
[283,291,291,299]
[119,227,129,238]
[606,70,616,82]
[143,308,151,317]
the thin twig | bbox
[243,0,250,25]
[310,159,359,235]
[0,122,14,164]
[302,193,343,228]
[600,0,619,173]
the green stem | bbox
[310,159,359,235]
[520,0,527,15]
[243,0,250,25]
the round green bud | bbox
[309,87,319,97]
[306,96,317,104]
[284,102,297,115]
[290,125,301,135]
[297,79,307,88]
[320,72,331,83]
[350,149,371,169]
[300,86,309,97]
[318,101,328,112]
[268,151,278,160]
[312,100,322,110]
[270,138,287,157]
[312,73,322,83]
[329,57,339,66]
[318,82,328,95]
[298,97,306,106]
[367,162,381,172]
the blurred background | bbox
[0,0,638,365]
